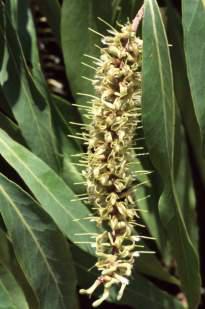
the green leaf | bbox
[166,5,200,249]
[50,94,83,153]
[119,274,183,309]
[9,0,50,103]
[36,0,61,44]
[0,2,60,171]
[136,254,180,286]
[174,126,199,249]
[167,4,205,187]
[0,228,39,309]
[111,0,143,24]
[61,0,113,110]
[0,264,29,309]
[0,229,11,267]
[72,245,184,309]
[50,95,85,192]
[182,0,205,153]
[132,157,167,253]
[142,1,201,308]
[0,129,99,255]
[9,0,52,102]
[6,0,38,65]
[0,88,13,119]
[0,112,26,145]
[0,173,78,309]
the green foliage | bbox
[142,1,200,308]
[182,0,205,153]
[0,173,77,309]
[0,0,203,308]
[0,264,29,309]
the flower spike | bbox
[73,10,154,307]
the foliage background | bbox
[0,0,204,308]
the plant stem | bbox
[132,4,145,32]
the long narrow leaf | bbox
[50,95,85,191]
[0,111,26,145]
[0,264,29,309]
[182,0,205,153]
[0,173,78,309]
[142,1,201,308]
[61,0,113,109]
[0,228,39,309]
[0,2,60,171]
[0,129,98,254]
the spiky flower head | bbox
[78,21,152,307]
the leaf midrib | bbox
[0,279,18,309]
[0,185,65,308]
[0,9,57,166]
[0,134,92,235]
[148,0,175,172]
[147,1,199,306]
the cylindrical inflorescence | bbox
[79,22,146,307]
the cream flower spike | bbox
[73,5,155,307]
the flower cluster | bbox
[79,22,148,307]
